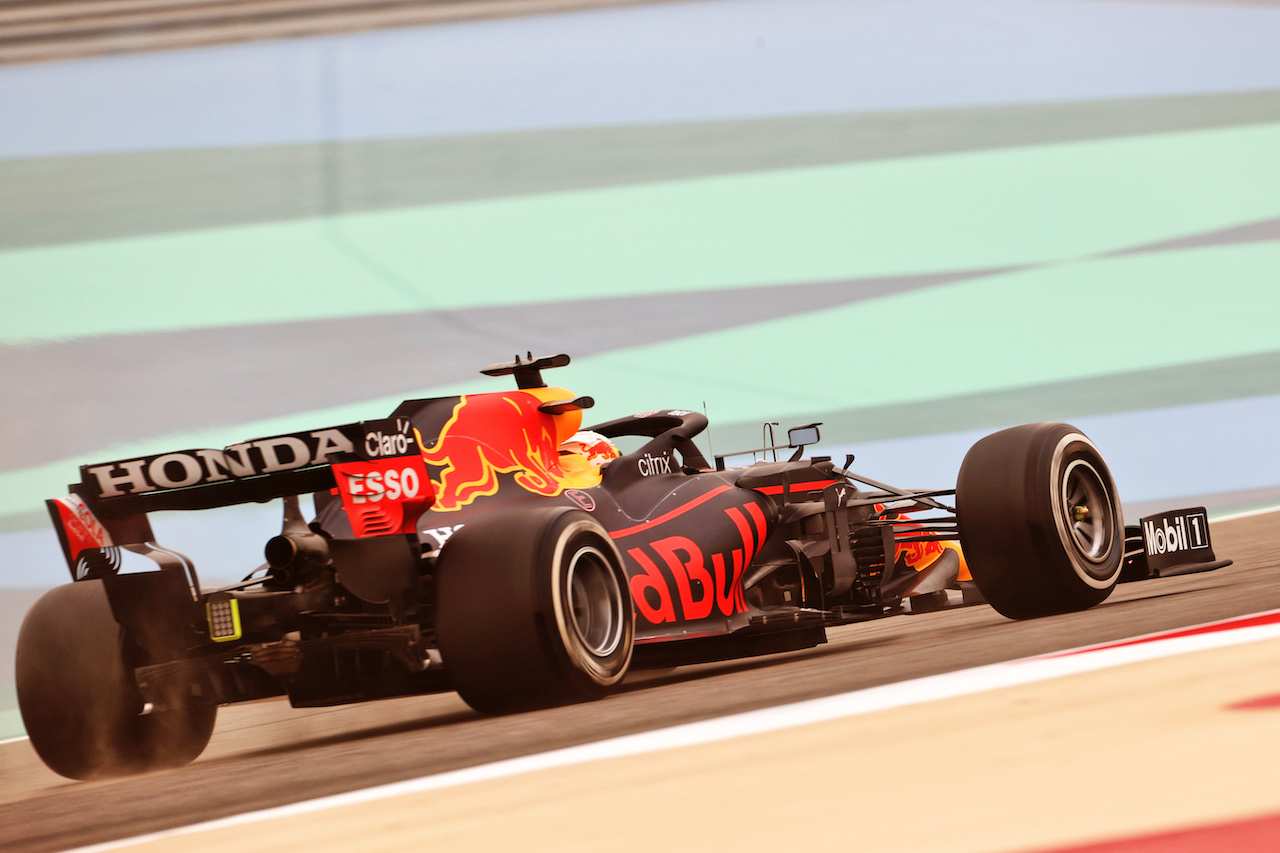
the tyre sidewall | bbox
[1039,431,1123,593]
[540,513,633,694]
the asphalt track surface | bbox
[2,510,1277,853]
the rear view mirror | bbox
[787,424,820,448]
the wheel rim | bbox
[564,545,626,659]
[1060,458,1115,575]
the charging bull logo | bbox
[422,391,585,512]
[882,504,971,581]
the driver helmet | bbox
[561,430,620,467]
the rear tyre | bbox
[956,423,1123,620]
[436,508,634,714]
[15,580,216,780]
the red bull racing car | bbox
[17,354,1229,780]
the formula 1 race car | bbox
[17,354,1230,780]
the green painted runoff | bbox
[1,241,1276,521]
[1,122,1278,344]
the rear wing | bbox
[71,418,421,513]
[47,417,432,580]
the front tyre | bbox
[957,423,1123,620]
[15,580,216,780]
[436,508,634,714]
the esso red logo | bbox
[332,456,434,537]
[342,466,422,504]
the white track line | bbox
[1212,503,1280,523]
[66,608,1280,853]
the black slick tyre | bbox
[956,423,1123,620]
[435,508,634,714]
[15,580,216,780]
